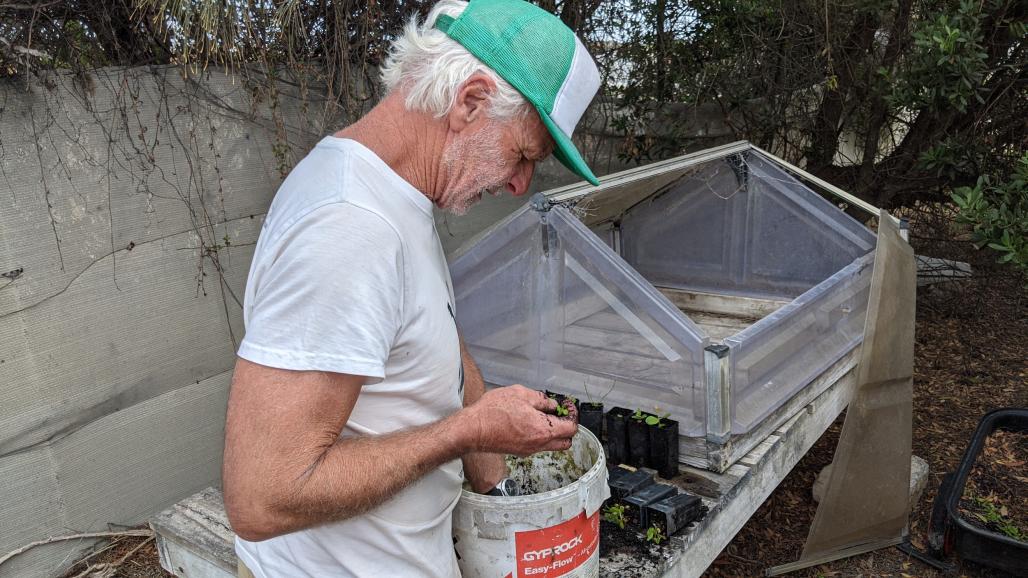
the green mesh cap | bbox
[435,0,601,186]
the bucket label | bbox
[514,511,599,577]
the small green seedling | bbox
[555,404,569,417]
[645,524,666,545]
[645,412,671,427]
[631,409,646,421]
[602,504,627,529]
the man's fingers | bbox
[528,391,558,412]
[541,437,574,452]
[549,418,578,439]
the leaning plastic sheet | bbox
[769,211,916,574]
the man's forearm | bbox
[224,360,573,543]
[247,411,474,541]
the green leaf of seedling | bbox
[645,415,660,426]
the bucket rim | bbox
[457,425,606,507]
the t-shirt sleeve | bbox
[237,202,404,380]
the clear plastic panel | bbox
[451,204,709,436]
[620,153,875,300]
[549,208,708,436]
[450,206,541,388]
[724,252,873,433]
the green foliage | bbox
[645,412,671,426]
[951,154,1028,276]
[602,503,627,529]
[555,403,569,417]
[631,409,646,421]
[599,0,1026,210]
[646,524,666,545]
[889,0,990,112]
[971,495,1025,540]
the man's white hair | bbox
[380,0,529,120]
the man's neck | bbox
[334,93,448,205]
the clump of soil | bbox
[958,429,1028,541]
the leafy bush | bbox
[951,153,1028,277]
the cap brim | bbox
[536,106,600,186]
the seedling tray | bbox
[649,418,680,479]
[627,412,654,467]
[580,402,604,440]
[608,466,655,501]
[645,493,707,537]
[624,483,677,529]
[929,407,1028,575]
[605,407,632,466]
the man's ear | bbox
[448,73,497,133]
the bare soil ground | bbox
[705,206,1028,577]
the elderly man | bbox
[222,0,601,576]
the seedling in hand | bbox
[558,398,579,425]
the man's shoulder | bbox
[263,140,406,242]
[278,138,426,229]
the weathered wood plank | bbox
[656,287,788,320]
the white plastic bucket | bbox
[453,425,610,578]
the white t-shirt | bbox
[235,137,464,578]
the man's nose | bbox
[506,160,536,197]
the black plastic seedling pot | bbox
[648,417,680,479]
[645,493,707,536]
[928,407,1028,575]
[607,466,655,501]
[623,483,677,529]
[579,402,604,440]
[605,407,632,465]
[627,412,653,467]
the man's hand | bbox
[462,385,578,456]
